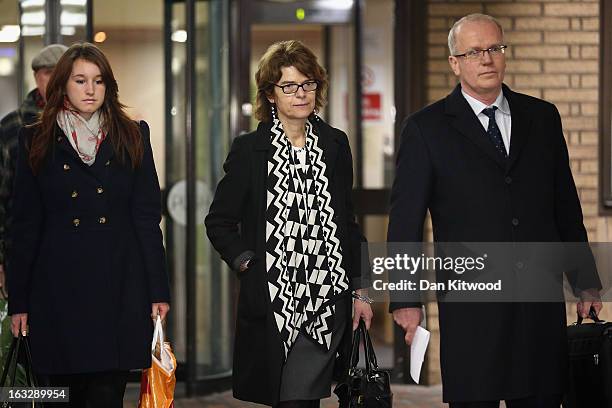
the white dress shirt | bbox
[462,89,512,155]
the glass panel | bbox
[167,0,187,363]
[19,0,45,97]
[0,1,20,117]
[194,0,232,378]
[362,0,394,189]
[163,0,232,377]
[60,0,87,43]
[328,24,356,146]
[360,0,394,364]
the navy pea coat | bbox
[7,120,170,375]
[388,84,601,402]
[205,119,365,406]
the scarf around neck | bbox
[56,101,106,166]
[265,117,349,358]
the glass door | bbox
[164,0,232,395]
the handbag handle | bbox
[577,305,604,325]
[151,315,165,351]
[349,319,379,374]
[362,321,379,370]
[349,322,362,370]
[21,336,38,387]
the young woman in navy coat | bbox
[7,42,170,407]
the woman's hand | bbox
[151,303,170,322]
[352,290,373,330]
[11,313,28,337]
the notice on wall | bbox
[362,93,382,121]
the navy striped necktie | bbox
[482,106,507,158]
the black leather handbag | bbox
[334,320,392,408]
[0,335,43,408]
[563,307,612,408]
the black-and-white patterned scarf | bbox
[265,117,349,357]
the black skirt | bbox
[279,296,349,401]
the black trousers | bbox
[449,394,562,408]
[39,371,129,408]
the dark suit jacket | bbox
[205,119,365,406]
[8,121,170,375]
[388,84,599,402]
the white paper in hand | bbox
[410,326,430,384]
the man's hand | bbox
[10,313,27,337]
[577,288,603,319]
[393,307,423,345]
[151,303,170,322]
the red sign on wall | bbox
[345,92,382,121]
[362,93,381,121]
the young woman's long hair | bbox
[30,42,143,173]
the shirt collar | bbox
[461,88,510,116]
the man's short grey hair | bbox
[448,13,505,56]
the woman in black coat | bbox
[205,40,372,407]
[7,42,170,408]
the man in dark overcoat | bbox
[388,13,602,408]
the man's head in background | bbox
[31,44,68,102]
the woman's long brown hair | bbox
[30,42,143,173]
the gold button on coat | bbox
[63,164,70,171]
[73,218,80,227]
[98,217,107,224]
[71,191,78,198]
[97,187,104,194]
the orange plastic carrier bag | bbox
[138,315,177,408]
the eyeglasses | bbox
[454,45,508,60]
[272,80,319,95]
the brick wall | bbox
[422,0,604,385]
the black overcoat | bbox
[205,119,365,406]
[388,84,599,402]
[7,121,170,375]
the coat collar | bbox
[253,118,342,177]
[444,83,532,172]
[502,84,531,171]
[54,123,115,180]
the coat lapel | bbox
[503,85,532,171]
[90,136,115,175]
[54,124,81,163]
[444,85,507,170]
[54,124,114,182]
